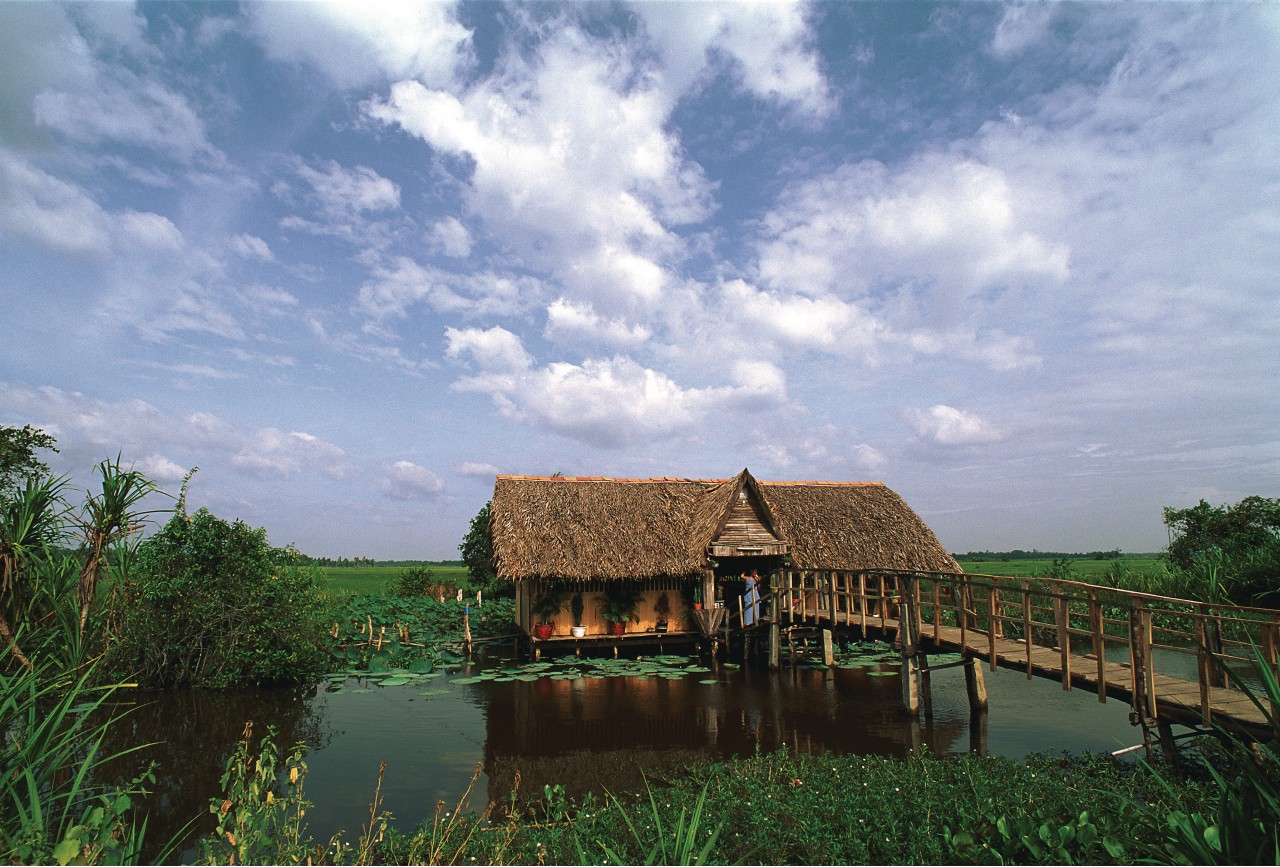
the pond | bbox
[104,647,1145,862]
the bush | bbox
[111,508,329,687]
[386,565,453,599]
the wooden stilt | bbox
[965,656,988,711]
[821,628,834,667]
[902,652,920,716]
[920,651,934,719]
[769,622,780,670]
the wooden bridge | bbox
[714,569,1278,747]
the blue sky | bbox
[2,2,1277,559]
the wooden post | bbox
[920,651,934,719]
[858,572,867,633]
[991,584,1003,639]
[969,707,988,756]
[1156,719,1182,771]
[822,629,834,666]
[900,576,920,716]
[1022,580,1033,679]
[932,579,941,642]
[1129,601,1150,721]
[964,656,988,711]
[987,584,999,673]
[463,605,472,656]
[769,622,781,670]
[1195,605,1212,725]
[1051,580,1071,690]
[1089,589,1106,703]
[902,653,920,716]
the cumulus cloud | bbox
[366,23,714,310]
[757,156,1070,304]
[633,1,833,118]
[379,460,446,500]
[248,1,472,90]
[445,326,787,447]
[0,382,354,481]
[905,405,1004,447]
[543,298,652,348]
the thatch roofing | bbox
[489,469,959,581]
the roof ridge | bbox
[495,475,885,486]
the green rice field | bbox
[319,564,471,595]
[959,556,1163,580]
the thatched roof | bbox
[489,469,959,581]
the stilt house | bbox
[488,469,959,640]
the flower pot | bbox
[655,621,668,634]
[608,621,625,636]
[570,625,586,638]
[534,623,554,640]
[693,603,703,611]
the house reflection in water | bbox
[481,663,969,807]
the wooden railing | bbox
[739,569,1280,728]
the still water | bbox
[105,651,1144,859]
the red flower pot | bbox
[608,621,625,636]
[534,623,553,640]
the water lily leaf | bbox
[450,676,487,685]
[417,689,449,697]
[698,678,720,685]
[379,676,412,687]
[867,670,898,677]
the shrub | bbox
[112,508,329,687]
[386,565,453,599]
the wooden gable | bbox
[707,472,790,557]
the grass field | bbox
[959,556,1163,581]
[318,564,471,595]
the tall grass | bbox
[0,660,155,865]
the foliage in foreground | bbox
[0,660,155,866]
[184,736,1219,866]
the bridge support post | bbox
[822,628,834,667]
[965,656,988,712]
[768,623,780,670]
[902,653,920,716]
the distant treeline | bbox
[296,555,464,568]
[953,549,1161,562]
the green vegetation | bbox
[322,563,470,596]
[961,556,1164,581]
[110,504,331,687]
[461,501,508,597]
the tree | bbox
[1164,496,1280,604]
[459,501,508,597]
[0,425,57,500]
[113,506,329,687]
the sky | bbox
[1,2,1278,560]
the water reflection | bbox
[479,665,967,807]
[99,654,1142,863]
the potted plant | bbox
[654,592,671,633]
[532,584,568,640]
[570,592,586,638]
[596,583,643,636]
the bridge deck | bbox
[734,569,1277,735]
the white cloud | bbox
[633,1,833,118]
[455,461,499,478]
[905,405,1004,447]
[1,382,354,482]
[379,460,446,500]
[0,148,183,258]
[757,156,1070,304]
[231,234,274,262]
[134,453,188,483]
[367,24,713,311]
[544,298,652,348]
[427,217,472,258]
[444,329,787,447]
[249,1,472,90]
[293,158,400,217]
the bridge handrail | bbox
[749,565,1279,728]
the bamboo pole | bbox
[987,584,998,672]
[858,572,867,633]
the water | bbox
[103,651,1144,860]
